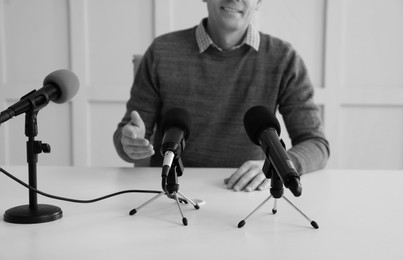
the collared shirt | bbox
[195,18,260,53]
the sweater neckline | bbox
[203,44,253,58]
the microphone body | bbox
[161,127,186,168]
[160,108,191,173]
[258,128,302,196]
[1,85,58,123]
[0,69,79,124]
[244,106,302,197]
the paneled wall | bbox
[1,0,402,170]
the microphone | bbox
[0,69,79,124]
[243,106,302,197]
[129,108,199,225]
[160,108,192,174]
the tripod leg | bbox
[272,199,278,214]
[129,192,165,215]
[177,191,200,209]
[282,195,319,229]
[173,192,188,226]
[238,195,273,228]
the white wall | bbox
[1,0,402,169]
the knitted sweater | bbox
[113,26,329,174]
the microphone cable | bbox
[0,167,161,204]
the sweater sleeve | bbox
[278,49,330,174]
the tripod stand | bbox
[4,110,63,224]
[129,157,199,226]
[238,159,318,229]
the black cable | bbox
[0,167,161,203]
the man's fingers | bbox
[122,139,154,160]
[124,145,155,159]
[257,178,271,191]
[121,133,149,146]
[225,160,265,192]
[225,162,252,189]
[232,169,260,191]
[244,173,266,192]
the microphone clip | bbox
[162,156,184,196]
[262,159,284,199]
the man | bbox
[113,0,330,192]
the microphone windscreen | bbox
[160,108,192,140]
[243,106,281,145]
[43,69,80,104]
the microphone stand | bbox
[129,157,199,226]
[238,159,319,229]
[4,110,63,224]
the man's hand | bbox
[225,160,270,192]
[121,111,155,160]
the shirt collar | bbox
[195,18,260,53]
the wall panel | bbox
[259,0,326,89]
[335,0,403,169]
[89,101,129,167]
[87,0,153,88]
[170,0,207,31]
[340,106,403,169]
[3,0,69,85]
[343,0,403,89]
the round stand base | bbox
[4,204,63,224]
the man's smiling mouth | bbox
[221,6,242,14]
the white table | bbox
[0,166,402,259]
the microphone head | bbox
[43,69,80,104]
[160,108,192,140]
[243,106,281,145]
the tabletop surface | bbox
[0,166,402,260]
